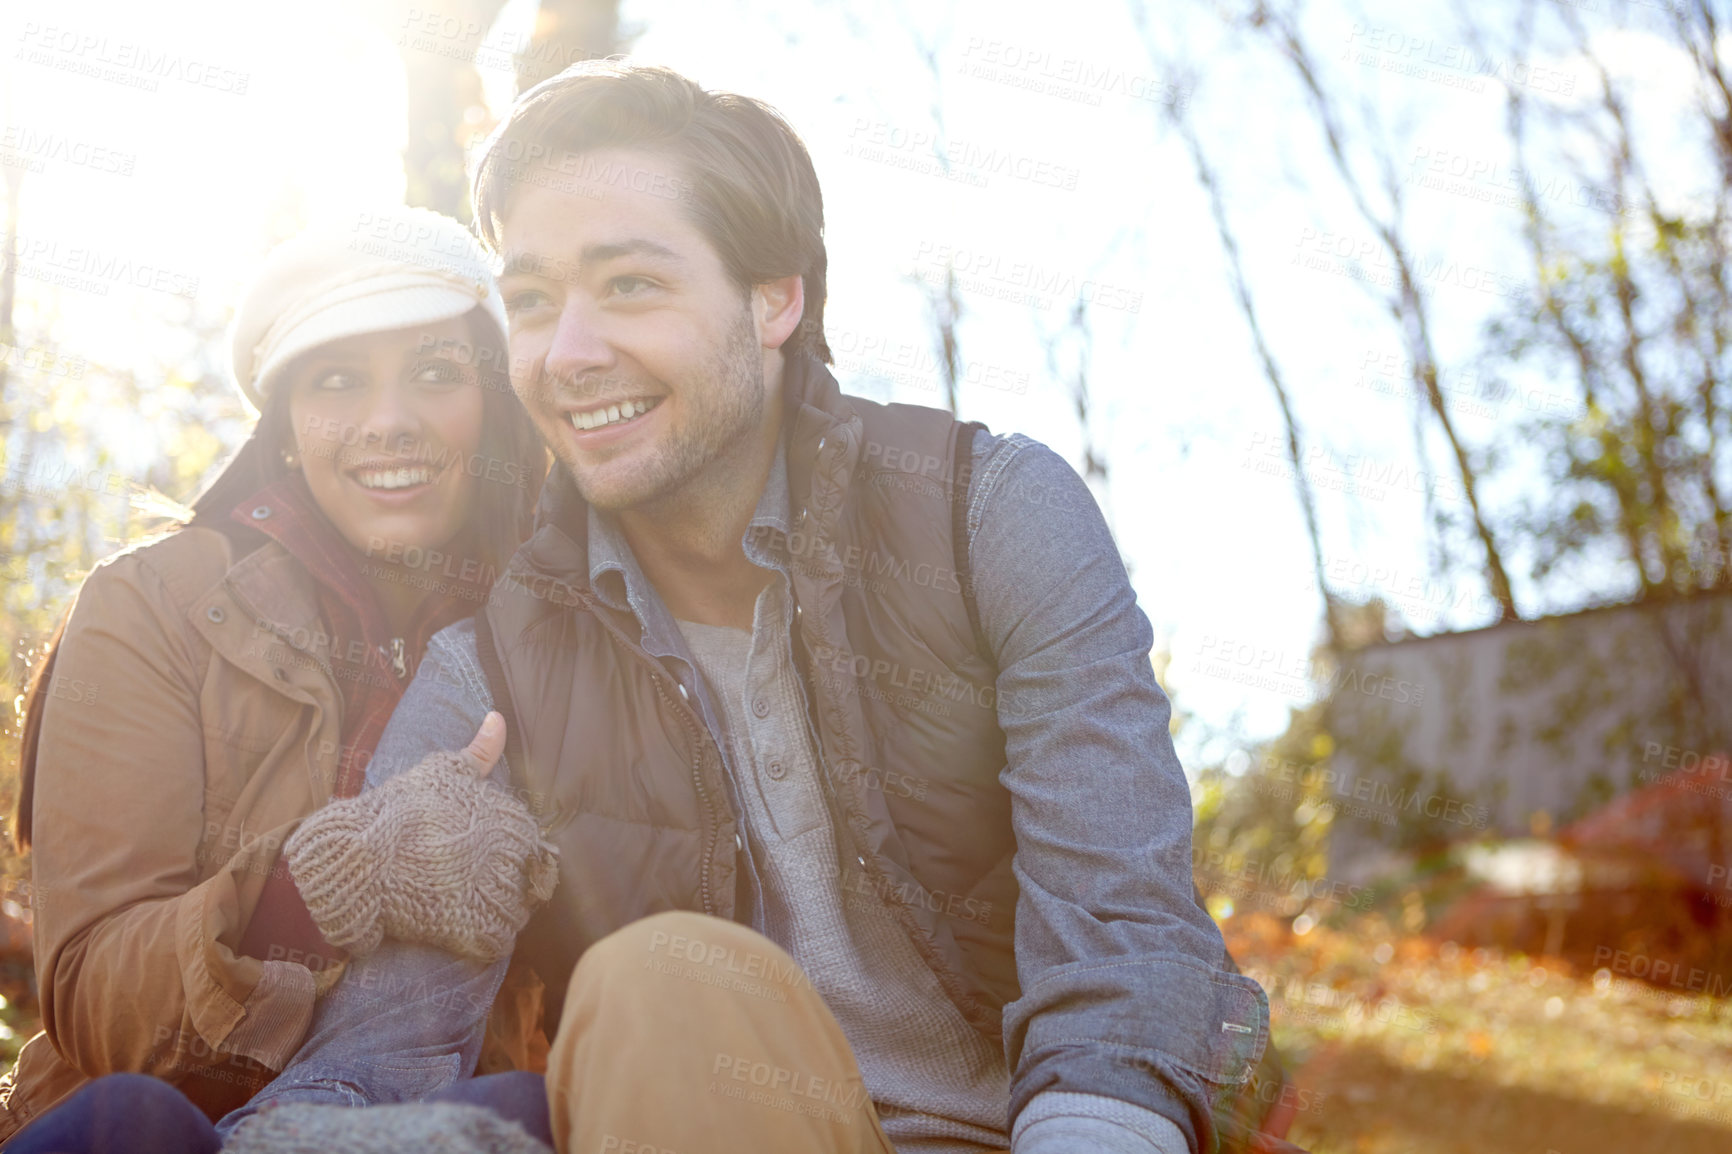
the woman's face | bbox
[284,316,487,560]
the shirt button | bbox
[251,506,271,520]
[734,832,744,851]
[677,684,690,701]
[766,759,786,780]
[752,698,770,718]
[205,606,226,623]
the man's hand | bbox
[285,712,558,961]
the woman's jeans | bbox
[3,1074,219,1154]
[8,910,907,1154]
[2,1070,550,1153]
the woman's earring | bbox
[281,448,300,469]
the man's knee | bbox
[571,911,787,992]
[576,911,762,973]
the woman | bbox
[0,206,547,1144]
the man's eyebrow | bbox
[497,239,686,278]
[582,239,686,266]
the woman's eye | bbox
[412,361,464,385]
[504,289,551,315]
[312,369,364,391]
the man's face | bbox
[497,148,779,513]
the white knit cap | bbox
[229,206,507,411]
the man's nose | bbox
[544,298,616,398]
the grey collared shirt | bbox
[583,444,806,927]
[676,583,1012,1151]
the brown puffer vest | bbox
[477,354,1016,1036]
[476,356,1297,1151]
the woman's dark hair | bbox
[13,308,546,851]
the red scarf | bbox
[230,472,490,968]
[167,477,492,1117]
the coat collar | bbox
[224,539,325,643]
[782,353,863,542]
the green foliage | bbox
[1192,696,1338,920]
[0,299,247,882]
[1483,114,1732,603]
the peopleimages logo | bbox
[808,640,1037,718]
[1249,754,1489,830]
[1242,431,1472,508]
[0,459,129,499]
[15,22,251,95]
[1195,633,1427,707]
[1192,847,1374,911]
[0,342,87,379]
[3,235,200,299]
[710,1053,870,1110]
[844,119,1081,191]
[827,326,1031,396]
[0,127,136,176]
[1594,946,1732,996]
[1291,226,1526,302]
[956,38,1191,110]
[912,240,1144,313]
[1344,24,1576,96]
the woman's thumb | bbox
[460,711,507,777]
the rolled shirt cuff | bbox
[1013,1090,1191,1154]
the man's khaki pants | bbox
[546,911,1009,1154]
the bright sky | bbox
[0,0,1705,768]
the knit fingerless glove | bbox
[284,750,559,961]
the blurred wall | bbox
[1324,593,1732,879]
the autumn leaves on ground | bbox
[1229,909,1732,1154]
[0,859,1728,1152]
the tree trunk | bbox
[365,0,622,221]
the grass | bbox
[0,858,1725,1154]
[1224,910,1732,1154]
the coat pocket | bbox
[200,667,310,810]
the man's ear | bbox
[754,274,805,351]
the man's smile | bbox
[566,396,665,432]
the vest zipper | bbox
[388,637,407,680]
[575,586,725,917]
[666,682,720,918]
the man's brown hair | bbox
[472,60,832,363]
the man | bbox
[233,60,1283,1154]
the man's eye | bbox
[608,275,656,297]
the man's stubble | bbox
[560,305,768,517]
